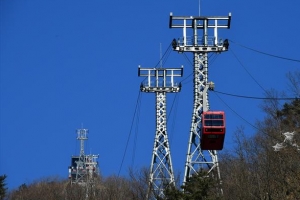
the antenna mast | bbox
[69,128,100,196]
[169,12,231,191]
[138,66,183,199]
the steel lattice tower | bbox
[169,13,231,188]
[138,66,183,199]
[69,128,99,193]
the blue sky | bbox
[1,0,300,190]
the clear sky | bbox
[1,0,300,190]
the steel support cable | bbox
[180,52,219,85]
[140,43,173,83]
[131,92,142,167]
[180,73,193,85]
[179,53,194,84]
[140,43,173,84]
[227,49,282,135]
[214,92,300,157]
[230,48,283,111]
[182,52,193,68]
[162,46,173,67]
[154,42,172,68]
[179,53,194,85]
[182,52,217,69]
[118,90,142,177]
[142,44,171,83]
[230,49,268,94]
[209,53,219,66]
[212,92,279,141]
[229,40,300,63]
[210,49,299,145]
[213,90,298,100]
[167,93,180,145]
[230,50,288,117]
[215,87,299,154]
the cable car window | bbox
[204,114,223,119]
[204,120,224,126]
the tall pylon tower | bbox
[169,12,231,188]
[69,128,99,190]
[138,66,183,199]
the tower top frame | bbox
[138,66,183,93]
[169,12,231,53]
[169,12,231,29]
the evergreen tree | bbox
[164,170,221,200]
[0,175,7,200]
[181,171,220,200]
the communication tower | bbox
[169,12,231,189]
[69,128,99,188]
[138,66,183,199]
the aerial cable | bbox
[230,48,284,110]
[182,52,193,68]
[182,51,218,69]
[213,91,298,146]
[118,90,142,177]
[213,90,298,100]
[213,92,259,131]
[167,93,178,120]
[177,53,193,84]
[230,40,300,63]
[180,72,193,85]
[209,53,218,66]
[179,52,219,85]
[140,44,171,83]
[214,91,300,157]
[159,43,173,68]
[179,55,192,84]
[230,48,268,94]
[162,46,173,67]
[131,92,142,167]
[167,93,180,145]
[154,42,172,68]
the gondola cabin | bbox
[201,111,226,150]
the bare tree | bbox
[287,71,300,97]
[128,167,149,200]
[9,176,66,200]
[221,92,300,199]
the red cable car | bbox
[201,111,226,150]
